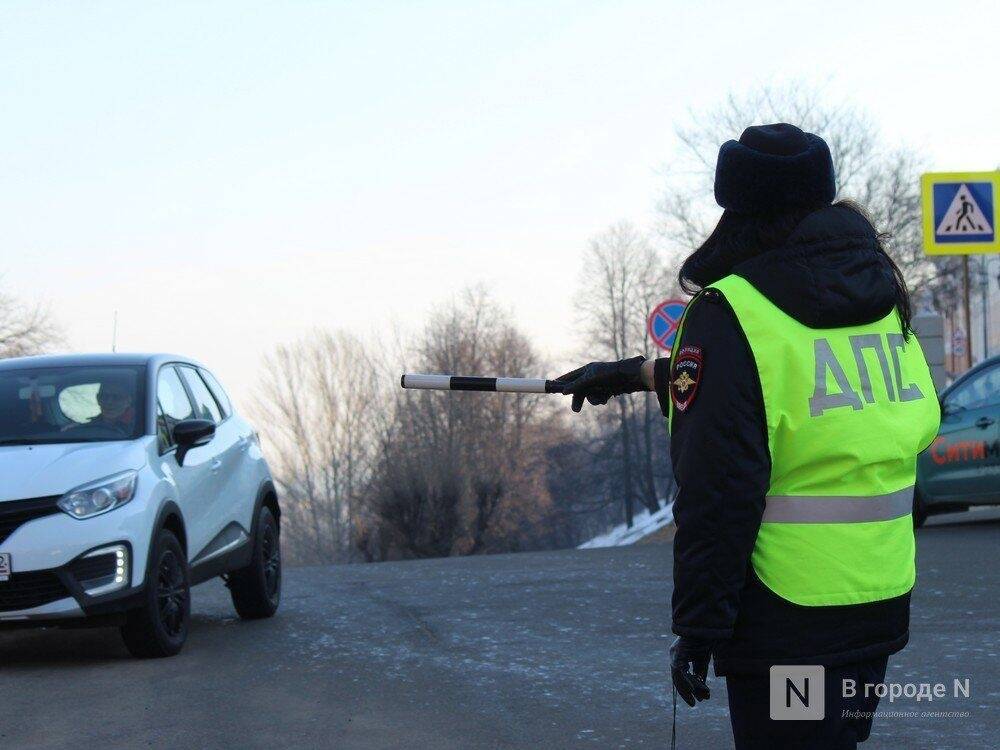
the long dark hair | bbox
[677,200,913,337]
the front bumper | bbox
[0,485,160,626]
[0,543,144,626]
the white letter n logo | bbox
[769,665,825,720]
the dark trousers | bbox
[725,656,889,750]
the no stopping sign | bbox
[647,299,687,352]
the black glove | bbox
[555,356,647,412]
[670,636,713,707]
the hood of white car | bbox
[0,440,149,501]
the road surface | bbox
[1,510,997,749]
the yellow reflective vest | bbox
[669,274,940,606]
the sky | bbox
[3,0,999,407]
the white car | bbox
[0,353,281,657]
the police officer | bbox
[556,123,940,749]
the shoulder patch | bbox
[671,345,703,413]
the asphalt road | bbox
[1,510,997,750]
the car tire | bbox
[228,505,281,619]
[120,529,191,658]
[913,489,928,529]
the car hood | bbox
[0,440,149,501]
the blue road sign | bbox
[647,299,687,351]
[933,182,994,243]
[922,172,1000,255]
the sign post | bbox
[647,299,687,352]
[963,256,972,366]
[921,171,1000,368]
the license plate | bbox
[0,553,10,581]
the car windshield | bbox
[0,365,145,445]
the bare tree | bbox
[253,331,378,565]
[657,83,960,310]
[0,285,60,358]
[574,222,674,526]
[359,288,563,560]
[255,292,605,564]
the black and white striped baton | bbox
[400,374,564,394]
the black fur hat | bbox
[714,123,835,215]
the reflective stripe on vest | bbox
[763,486,914,523]
[669,274,941,607]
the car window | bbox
[946,365,1000,412]
[155,404,171,450]
[199,369,232,419]
[178,367,223,423]
[0,365,144,444]
[157,366,194,449]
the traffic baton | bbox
[400,374,564,394]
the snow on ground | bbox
[577,502,674,549]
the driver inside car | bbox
[90,380,136,431]
[61,378,136,433]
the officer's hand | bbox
[669,636,713,707]
[554,356,647,412]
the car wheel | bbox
[228,505,281,619]
[913,489,928,529]
[120,529,190,658]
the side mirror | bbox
[173,418,215,466]
[941,400,963,419]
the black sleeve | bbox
[668,291,771,641]
[652,356,672,417]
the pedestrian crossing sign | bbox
[922,171,1000,254]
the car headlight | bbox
[57,471,138,519]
